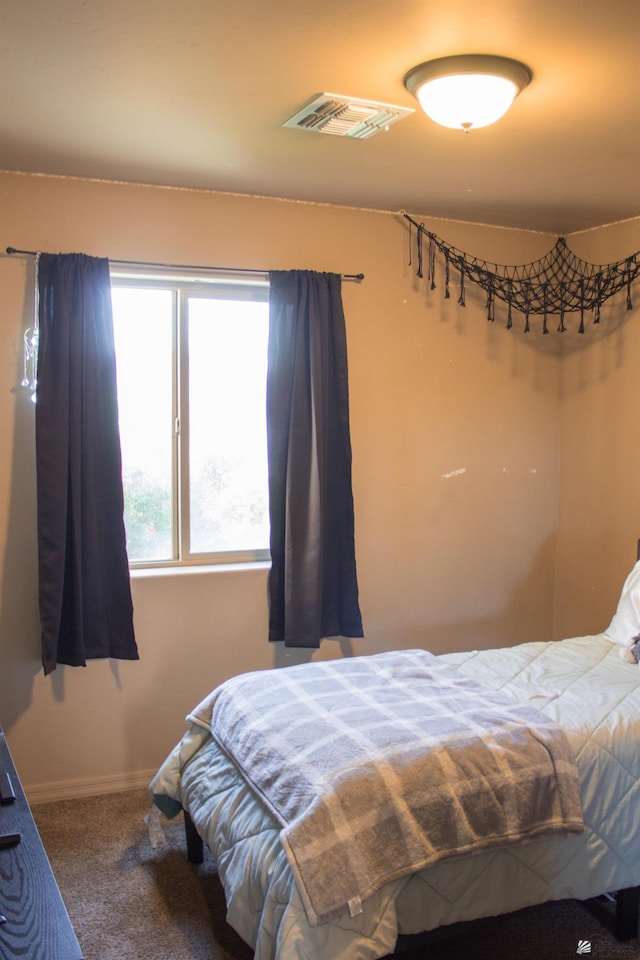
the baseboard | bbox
[26,768,157,805]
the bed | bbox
[149,558,640,960]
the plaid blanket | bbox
[188,649,583,926]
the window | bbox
[111,270,270,567]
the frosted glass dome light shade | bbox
[415,74,518,130]
[404,55,532,131]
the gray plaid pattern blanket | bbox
[188,649,583,926]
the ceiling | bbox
[1,0,639,235]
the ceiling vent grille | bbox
[283,93,414,139]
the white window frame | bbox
[110,265,271,569]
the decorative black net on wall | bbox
[403,212,640,333]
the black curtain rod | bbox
[5,247,364,282]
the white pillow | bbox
[603,560,640,647]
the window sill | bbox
[129,560,271,579]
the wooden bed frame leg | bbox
[184,809,204,864]
[615,887,640,941]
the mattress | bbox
[150,634,640,960]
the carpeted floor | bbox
[32,787,640,960]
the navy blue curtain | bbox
[36,253,137,675]
[267,270,363,647]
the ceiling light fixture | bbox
[404,54,532,132]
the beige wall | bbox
[0,170,636,799]
[554,221,640,638]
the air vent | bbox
[283,93,414,139]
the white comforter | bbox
[150,634,640,960]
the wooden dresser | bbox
[0,727,83,959]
